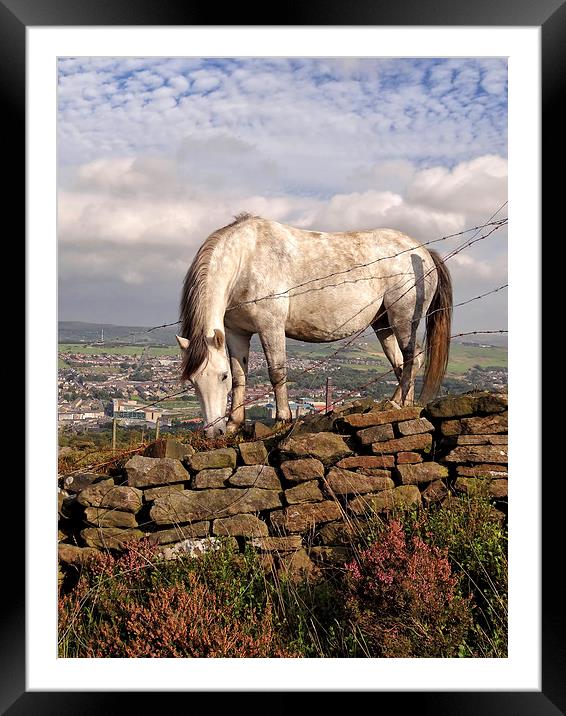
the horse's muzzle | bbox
[205,418,227,438]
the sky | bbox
[57,57,508,334]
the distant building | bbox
[82,411,105,419]
[265,401,316,419]
[111,398,162,424]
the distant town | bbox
[59,345,340,432]
[58,321,508,436]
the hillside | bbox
[58,321,178,346]
[58,320,507,373]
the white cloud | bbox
[57,58,507,330]
[407,155,508,217]
[168,75,189,93]
[58,153,507,327]
[57,58,507,175]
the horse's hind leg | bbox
[386,303,424,406]
[372,313,403,404]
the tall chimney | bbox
[325,376,333,413]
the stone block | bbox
[336,455,395,470]
[186,448,237,471]
[396,452,423,464]
[77,483,143,513]
[125,455,189,488]
[443,445,507,464]
[349,486,421,515]
[440,412,508,436]
[58,543,98,566]
[212,514,269,537]
[456,464,508,479]
[279,458,325,484]
[238,440,268,465]
[157,536,238,561]
[142,484,185,501]
[279,432,352,464]
[285,480,323,504]
[324,467,394,495]
[396,462,448,485]
[250,536,303,552]
[144,439,195,460]
[147,522,210,544]
[371,433,432,454]
[81,527,144,550]
[150,488,282,525]
[342,406,422,428]
[192,467,233,489]
[356,423,395,445]
[84,507,139,529]
[270,501,342,533]
[421,480,449,505]
[397,417,435,436]
[228,465,281,490]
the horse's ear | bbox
[175,335,190,350]
[212,329,224,350]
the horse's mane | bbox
[179,212,255,381]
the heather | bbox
[59,493,507,658]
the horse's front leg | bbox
[225,329,251,433]
[259,329,292,422]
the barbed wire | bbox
[224,215,507,313]
[58,324,507,480]
[112,279,507,431]
[92,210,507,544]
[199,284,508,430]
[209,221,507,407]
[199,217,506,393]
[328,330,508,411]
[73,211,506,349]
[59,206,508,463]
[70,252,507,437]
[60,218,507,440]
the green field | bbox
[58,340,506,379]
[285,339,507,377]
[445,343,507,375]
[59,344,179,357]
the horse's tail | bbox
[419,250,453,404]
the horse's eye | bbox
[221,373,228,382]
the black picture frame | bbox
[11,0,553,711]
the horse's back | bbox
[253,218,427,274]
[227,217,438,341]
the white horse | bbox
[176,213,452,437]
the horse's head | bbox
[176,330,232,437]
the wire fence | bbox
[74,206,506,348]
[59,209,508,475]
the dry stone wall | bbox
[58,390,508,575]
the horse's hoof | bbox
[226,422,243,435]
[273,418,293,432]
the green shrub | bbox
[400,495,508,657]
[272,570,359,657]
